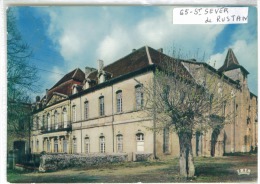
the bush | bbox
[39,153,128,172]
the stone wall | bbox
[39,153,128,172]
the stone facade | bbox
[30,46,257,160]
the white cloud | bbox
[41,7,226,70]
[38,6,257,94]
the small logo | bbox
[237,168,251,175]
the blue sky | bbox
[10,6,258,98]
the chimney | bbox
[132,49,136,52]
[98,60,104,72]
[157,48,163,53]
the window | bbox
[47,139,50,152]
[35,116,39,130]
[135,85,144,110]
[116,91,123,113]
[136,133,144,152]
[36,140,39,152]
[43,140,45,151]
[47,113,51,131]
[72,105,76,122]
[73,137,77,153]
[85,137,90,153]
[117,134,123,152]
[163,128,170,153]
[54,139,58,152]
[54,111,58,129]
[136,133,144,141]
[99,96,105,116]
[63,108,68,128]
[42,115,45,129]
[72,86,77,94]
[84,101,89,120]
[63,139,67,153]
[100,136,105,153]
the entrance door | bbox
[13,141,25,164]
[136,133,144,152]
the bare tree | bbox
[7,9,39,137]
[7,9,39,102]
[144,54,234,178]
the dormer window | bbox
[72,86,77,94]
[85,80,90,89]
[99,73,105,83]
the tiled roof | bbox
[218,48,249,74]
[88,46,150,81]
[45,68,85,102]
[50,68,85,90]
[88,46,193,82]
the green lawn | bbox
[7,154,257,183]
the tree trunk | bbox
[178,133,195,178]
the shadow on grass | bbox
[7,169,101,183]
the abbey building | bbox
[30,46,257,159]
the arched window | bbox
[99,96,105,116]
[100,136,105,153]
[54,139,58,152]
[135,85,144,110]
[72,86,77,94]
[63,108,68,128]
[72,105,76,122]
[84,101,89,120]
[117,134,123,152]
[47,113,51,131]
[36,140,39,152]
[47,139,50,152]
[63,138,67,153]
[136,132,144,152]
[163,128,170,153]
[116,90,123,113]
[34,116,39,130]
[85,137,90,153]
[54,110,58,129]
[42,115,45,129]
[31,141,34,153]
[136,133,144,141]
[73,137,77,153]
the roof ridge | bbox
[145,45,153,65]
[72,68,79,79]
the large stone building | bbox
[30,46,257,159]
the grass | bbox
[7,154,257,183]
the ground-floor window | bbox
[36,140,39,152]
[47,140,50,152]
[85,137,90,153]
[117,134,123,152]
[73,138,77,153]
[63,139,67,153]
[100,136,105,153]
[31,141,33,153]
[43,140,45,151]
[163,128,170,153]
[54,139,58,152]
